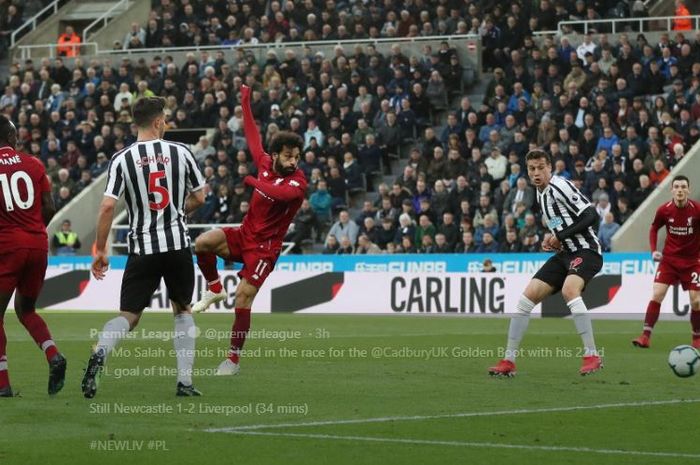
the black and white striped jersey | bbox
[104,139,205,255]
[537,175,602,255]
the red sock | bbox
[691,311,700,339]
[18,312,58,362]
[0,320,8,389]
[643,301,661,337]
[196,252,222,292]
[228,308,251,364]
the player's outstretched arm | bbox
[244,175,305,202]
[240,84,266,167]
[92,196,117,280]
[554,206,598,242]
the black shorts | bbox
[533,249,603,294]
[120,248,194,313]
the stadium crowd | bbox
[1,0,698,256]
[118,0,651,50]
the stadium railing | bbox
[558,15,700,35]
[81,0,132,43]
[110,223,296,256]
[10,0,69,48]
[15,42,100,61]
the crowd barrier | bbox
[36,253,691,317]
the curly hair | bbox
[269,131,303,155]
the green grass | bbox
[1,313,699,465]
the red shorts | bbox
[654,256,700,291]
[223,227,280,288]
[0,248,48,299]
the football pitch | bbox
[1,312,698,465]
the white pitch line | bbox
[204,398,700,433]
[223,430,700,459]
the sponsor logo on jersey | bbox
[547,217,564,229]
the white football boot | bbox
[215,358,241,376]
[193,289,227,313]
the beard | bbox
[274,157,295,176]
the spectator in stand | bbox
[327,210,359,246]
[323,235,340,254]
[123,22,146,50]
[598,212,620,252]
[455,231,476,253]
[673,0,692,31]
[309,180,332,225]
[394,213,416,245]
[285,199,319,253]
[52,220,81,255]
[337,235,355,254]
[355,234,381,254]
[57,25,81,58]
[476,232,499,253]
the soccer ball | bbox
[667,345,700,378]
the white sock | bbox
[505,295,535,362]
[173,313,195,386]
[568,297,598,357]
[96,316,130,358]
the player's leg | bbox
[15,249,67,394]
[489,254,563,377]
[560,252,604,375]
[82,254,157,398]
[488,278,555,376]
[164,250,201,396]
[0,251,20,396]
[193,228,234,312]
[0,292,12,396]
[633,282,670,348]
[216,278,258,376]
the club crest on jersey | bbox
[547,217,564,229]
[262,171,269,177]
[289,180,300,187]
[570,257,583,271]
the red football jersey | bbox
[649,199,700,262]
[0,146,50,251]
[240,155,307,248]
[239,91,307,248]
